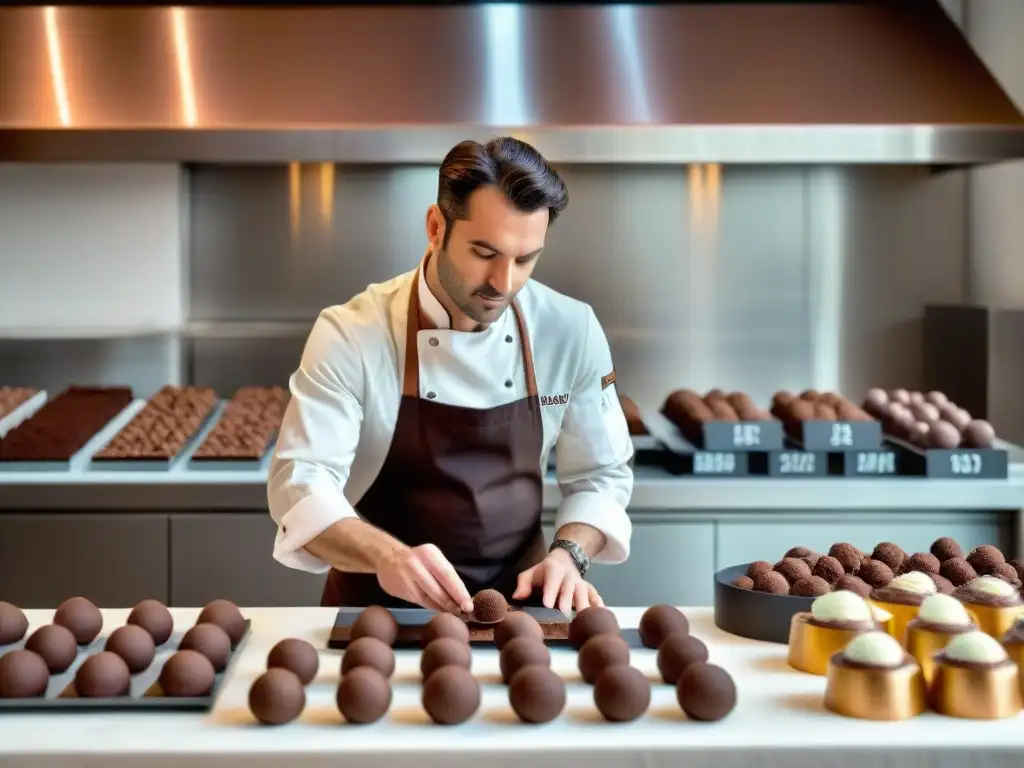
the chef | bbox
[267,137,634,616]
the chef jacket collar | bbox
[417,252,453,330]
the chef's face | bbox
[428,186,549,327]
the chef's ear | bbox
[425,204,446,251]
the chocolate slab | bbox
[714,563,816,644]
[190,386,287,468]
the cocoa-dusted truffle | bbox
[828,543,863,574]
[250,668,305,725]
[197,600,245,647]
[568,606,619,650]
[500,636,550,683]
[931,537,964,562]
[0,649,49,698]
[351,605,399,647]
[991,563,1022,587]
[0,601,28,645]
[178,623,231,672]
[104,624,156,674]
[639,605,689,649]
[76,651,130,698]
[159,650,215,697]
[657,634,709,684]
[835,574,871,597]
[774,558,811,585]
[422,613,470,647]
[967,545,1005,575]
[471,589,508,623]
[127,599,173,646]
[25,624,77,673]
[732,576,754,590]
[508,665,565,723]
[422,664,480,724]
[962,420,996,448]
[578,633,629,684]
[54,596,102,645]
[420,637,471,680]
[493,612,543,651]
[593,665,650,722]
[871,543,906,573]
[905,552,940,575]
[336,665,391,724]
[929,573,956,595]
[342,636,396,678]
[753,571,789,595]
[791,576,831,597]
[1009,559,1024,583]
[812,555,845,585]
[784,546,814,560]
[676,663,736,721]
[940,557,977,587]
[268,638,319,686]
[745,561,773,579]
[858,559,894,588]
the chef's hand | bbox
[513,549,604,615]
[377,544,475,615]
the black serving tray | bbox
[714,564,814,644]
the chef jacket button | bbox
[505,335,513,343]
[426,391,437,399]
[428,337,439,347]
[504,380,513,388]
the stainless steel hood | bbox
[2,2,1024,164]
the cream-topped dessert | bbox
[943,631,1009,666]
[870,572,937,605]
[931,629,1022,719]
[841,631,906,668]
[809,590,876,629]
[953,576,1024,639]
[824,631,925,721]
[789,592,879,676]
[907,594,976,685]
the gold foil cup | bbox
[824,655,926,720]
[906,623,970,686]
[929,658,1022,719]
[788,613,871,676]
[870,605,895,638]
[962,602,1024,639]
[1002,641,1024,694]
[868,599,918,645]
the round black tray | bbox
[714,563,816,644]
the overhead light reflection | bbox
[484,4,529,126]
[289,163,302,246]
[609,5,651,123]
[43,7,70,127]
[171,7,197,126]
[319,162,335,235]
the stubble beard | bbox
[436,246,503,325]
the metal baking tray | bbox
[714,563,814,644]
[0,390,48,439]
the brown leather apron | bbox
[321,267,547,607]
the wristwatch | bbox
[549,539,591,577]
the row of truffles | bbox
[734,538,1024,598]
[0,597,246,700]
[192,386,288,461]
[862,388,996,449]
[662,389,771,443]
[0,387,134,461]
[618,395,648,436]
[770,390,871,428]
[0,387,38,420]
[94,386,218,461]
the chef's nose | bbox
[487,259,514,296]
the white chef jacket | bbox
[267,263,635,574]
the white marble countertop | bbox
[2,606,1024,768]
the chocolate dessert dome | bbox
[0,649,49,699]
[953,576,1024,639]
[250,668,306,725]
[350,605,399,646]
[127,599,174,646]
[471,590,507,623]
[508,665,565,723]
[0,601,28,645]
[843,631,906,667]
[336,665,392,724]
[788,591,878,676]
[931,630,1022,719]
[25,624,78,674]
[567,606,619,650]
[908,594,975,684]
[54,596,103,645]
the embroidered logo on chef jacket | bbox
[601,370,616,390]
[540,393,570,407]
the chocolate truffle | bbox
[925,391,948,407]
[25,624,77,674]
[774,557,811,585]
[657,634,709,685]
[784,546,814,560]
[929,573,956,594]
[812,555,845,585]
[962,419,996,448]
[422,613,470,647]
[752,571,789,595]
[508,665,565,723]
[471,589,508,623]
[578,633,629,684]
[75,651,130,698]
[991,563,1022,587]
[500,636,551,683]
[929,421,960,449]
[420,637,471,680]
[127,599,173,646]
[249,668,305,725]
[350,605,398,647]
[871,542,906,573]
[745,561,773,579]
[1009,559,1024,583]
[422,664,480,724]
[677,663,736,721]
[197,600,245,647]
[967,545,1005,575]
[105,624,155,674]
[639,605,689,649]
[493,611,543,650]
[267,638,319,686]
[905,552,940,575]
[732,576,754,590]
[864,388,888,411]
[336,665,391,724]
[342,636,396,678]
[828,543,863,574]
[858,559,894,588]
[178,622,231,672]
[940,556,977,587]
[0,649,49,698]
[160,650,215,697]
[54,596,102,645]
[791,576,831,597]
[835,574,872,597]
[593,665,650,722]
[0,601,28,645]
[931,537,964,562]
[567,606,619,650]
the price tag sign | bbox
[925,449,1008,479]
[842,450,898,477]
[768,450,827,477]
[798,420,883,451]
[691,451,747,476]
[702,420,783,452]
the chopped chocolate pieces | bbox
[193,386,288,461]
[94,386,217,461]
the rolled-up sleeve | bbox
[553,306,635,564]
[267,309,366,573]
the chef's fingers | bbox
[586,582,605,608]
[408,558,461,614]
[542,564,566,610]
[557,575,576,616]
[572,580,591,613]
[407,582,447,613]
[513,566,542,601]
[419,544,474,613]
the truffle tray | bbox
[714,564,812,645]
[327,607,643,650]
[0,620,250,712]
[89,404,223,472]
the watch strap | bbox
[549,538,591,577]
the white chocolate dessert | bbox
[824,631,925,721]
[788,592,880,676]
[953,576,1024,639]
[930,630,1022,719]
[869,571,940,644]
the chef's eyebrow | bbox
[469,240,543,260]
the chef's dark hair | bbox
[437,137,568,247]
